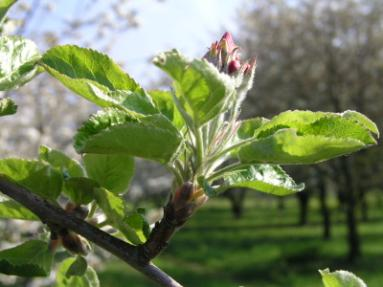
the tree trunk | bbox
[317,174,331,240]
[359,189,369,222]
[277,197,285,210]
[297,191,309,226]
[340,158,361,262]
[223,189,247,219]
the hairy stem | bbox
[0,175,183,287]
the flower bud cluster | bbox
[203,32,256,77]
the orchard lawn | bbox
[99,192,383,287]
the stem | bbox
[167,164,183,186]
[88,201,97,218]
[0,175,183,287]
[205,137,255,169]
[194,125,204,174]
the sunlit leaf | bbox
[0,158,62,200]
[319,269,367,287]
[0,35,40,91]
[154,49,235,126]
[221,164,304,196]
[237,117,269,140]
[42,45,144,108]
[74,108,181,163]
[238,110,378,164]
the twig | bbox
[0,175,183,287]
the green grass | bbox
[98,193,383,287]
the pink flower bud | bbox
[219,32,238,54]
[228,60,241,74]
[243,58,257,75]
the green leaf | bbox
[125,212,150,242]
[0,97,17,116]
[0,0,17,23]
[74,108,181,163]
[238,110,378,164]
[255,110,377,145]
[83,153,134,194]
[64,177,99,205]
[0,240,53,277]
[0,35,40,91]
[221,164,304,196]
[41,45,143,108]
[239,129,366,165]
[342,110,379,137]
[110,90,157,115]
[319,269,367,287]
[0,199,38,220]
[56,257,99,287]
[0,158,62,200]
[94,187,147,244]
[154,49,235,126]
[39,145,84,178]
[149,90,184,129]
[237,117,269,140]
[66,256,88,277]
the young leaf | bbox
[237,117,269,140]
[41,45,143,108]
[238,129,366,165]
[110,90,157,115]
[342,110,379,137]
[56,257,99,287]
[0,240,53,277]
[255,110,377,144]
[0,97,17,116]
[238,110,378,164]
[94,187,147,244]
[0,199,38,220]
[125,212,150,242]
[319,269,367,287]
[39,145,84,178]
[83,153,134,194]
[220,164,304,196]
[64,177,99,205]
[0,158,62,200]
[0,0,17,23]
[66,256,88,277]
[0,36,41,91]
[154,49,235,126]
[74,108,181,163]
[149,90,184,129]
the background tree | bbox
[239,0,383,261]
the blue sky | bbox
[113,0,243,85]
[17,0,245,87]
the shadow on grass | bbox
[99,197,383,287]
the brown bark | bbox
[0,175,183,287]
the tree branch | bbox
[0,175,183,287]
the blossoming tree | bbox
[0,2,377,286]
